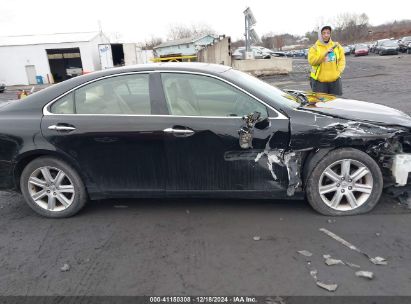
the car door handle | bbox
[48,125,76,131]
[163,128,194,135]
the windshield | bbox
[382,41,398,47]
[356,44,367,49]
[223,69,299,109]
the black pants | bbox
[310,78,343,96]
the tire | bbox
[306,148,383,216]
[407,49,411,54]
[20,156,87,218]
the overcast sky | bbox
[2,0,410,42]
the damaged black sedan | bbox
[1,63,411,218]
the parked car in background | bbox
[271,51,287,57]
[0,82,5,93]
[378,40,399,55]
[407,42,411,54]
[373,39,391,54]
[354,44,369,56]
[232,46,271,60]
[232,48,246,60]
[288,50,305,58]
[255,46,276,56]
[398,36,411,53]
[343,46,351,55]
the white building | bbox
[122,43,154,65]
[0,32,110,85]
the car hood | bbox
[291,91,411,128]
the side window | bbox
[161,73,268,117]
[50,74,150,115]
[75,74,150,114]
[50,92,74,114]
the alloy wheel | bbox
[318,159,373,211]
[28,166,75,212]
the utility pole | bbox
[243,7,257,59]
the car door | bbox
[41,72,167,196]
[158,72,290,194]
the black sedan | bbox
[1,63,411,218]
[378,40,399,55]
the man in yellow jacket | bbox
[308,25,345,96]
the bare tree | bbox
[261,33,275,49]
[167,23,216,40]
[262,33,305,50]
[331,13,370,44]
[230,39,245,50]
[142,36,163,50]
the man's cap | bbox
[321,26,332,32]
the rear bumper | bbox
[355,52,368,56]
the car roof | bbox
[93,62,232,77]
[6,63,234,111]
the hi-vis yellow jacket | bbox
[308,39,346,83]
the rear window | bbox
[49,74,150,115]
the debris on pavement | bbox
[319,228,387,266]
[186,209,190,214]
[309,269,338,292]
[375,232,381,237]
[370,256,388,265]
[309,269,318,280]
[323,254,363,271]
[60,263,70,272]
[253,236,261,241]
[346,262,361,269]
[323,254,344,266]
[355,271,374,280]
[327,219,336,224]
[297,250,313,257]
[316,281,338,292]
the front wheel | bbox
[306,148,383,216]
[20,156,87,218]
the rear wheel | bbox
[306,148,383,216]
[20,156,87,218]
